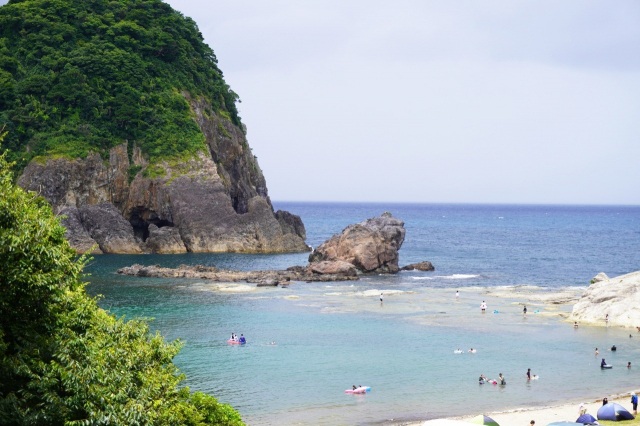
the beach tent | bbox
[469,414,500,426]
[576,413,598,424]
[597,402,635,421]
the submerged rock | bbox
[309,212,406,273]
[571,270,640,327]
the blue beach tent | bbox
[597,402,635,421]
[576,413,598,424]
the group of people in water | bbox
[479,368,538,386]
[229,333,246,343]
[478,373,506,385]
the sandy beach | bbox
[419,391,638,425]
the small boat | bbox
[601,364,613,369]
[227,339,246,345]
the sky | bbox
[5,0,640,204]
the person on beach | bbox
[628,361,632,368]
[455,290,459,299]
[595,347,599,356]
[605,313,609,326]
[529,421,535,426]
[498,373,506,385]
[574,321,579,328]
[523,305,527,315]
[380,293,383,303]
[603,397,608,405]
[526,368,531,380]
[632,392,638,415]
[578,403,586,415]
[481,301,487,313]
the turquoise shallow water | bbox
[85,203,640,425]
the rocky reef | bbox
[18,106,308,254]
[118,263,357,284]
[571,270,640,327]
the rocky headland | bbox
[18,108,308,255]
[571,270,640,327]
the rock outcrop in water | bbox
[401,261,435,271]
[309,212,406,273]
[571,270,640,327]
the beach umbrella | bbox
[576,413,598,424]
[597,402,635,421]
[469,414,500,426]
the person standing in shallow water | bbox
[481,301,487,313]
[498,373,506,385]
[523,305,527,315]
[526,368,531,380]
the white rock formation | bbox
[571,270,640,328]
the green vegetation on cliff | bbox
[0,0,241,170]
[0,144,244,424]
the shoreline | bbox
[417,389,638,425]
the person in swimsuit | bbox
[526,368,531,380]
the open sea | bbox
[85,203,640,425]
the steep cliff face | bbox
[18,104,308,254]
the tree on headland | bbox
[0,142,243,424]
[0,0,242,171]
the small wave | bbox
[412,277,434,280]
[361,289,406,297]
[438,274,480,280]
[324,292,342,296]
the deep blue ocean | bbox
[86,203,640,425]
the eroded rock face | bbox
[145,224,187,254]
[571,271,640,327]
[18,102,308,254]
[309,212,406,273]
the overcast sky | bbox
[7,0,640,204]
[165,0,640,205]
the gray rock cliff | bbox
[18,101,308,254]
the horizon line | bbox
[270,200,640,207]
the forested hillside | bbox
[0,0,241,170]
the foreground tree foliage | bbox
[0,0,241,171]
[0,150,243,425]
